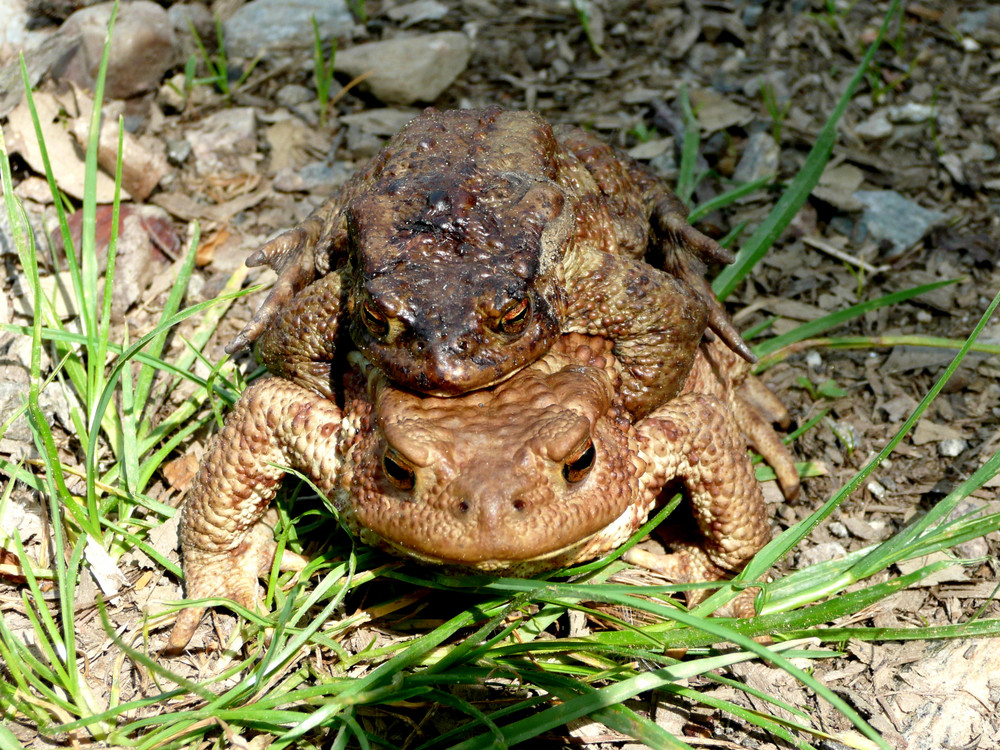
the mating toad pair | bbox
[167,107,799,651]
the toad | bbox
[167,335,797,651]
[232,107,752,418]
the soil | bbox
[2,1,1000,748]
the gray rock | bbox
[962,142,997,162]
[334,32,471,105]
[185,108,258,176]
[0,33,81,119]
[887,103,934,124]
[58,1,180,99]
[853,190,946,254]
[0,0,49,51]
[732,131,778,184]
[896,639,1000,749]
[166,138,192,166]
[828,521,848,538]
[339,108,420,136]
[937,438,967,458]
[223,0,354,60]
[275,84,314,107]
[795,541,847,568]
[742,70,790,106]
[274,161,353,193]
[939,153,965,185]
[956,8,1000,45]
[0,377,73,459]
[854,110,892,139]
[741,3,764,29]
[168,2,214,62]
[386,0,450,28]
[0,207,37,259]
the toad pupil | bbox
[563,440,596,483]
[362,302,389,338]
[499,298,530,334]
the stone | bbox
[338,108,421,135]
[0,377,73,459]
[58,1,180,99]
[385,0,450,28]
[895,639,1000,749]
[185,108,258,176]
[853,190,946,254]
[273,161,352,194]
[795,541,847,567]
[732,131,779,183]
[937,438,968,458]
[222,0,354,60]
[168,2,214,62]
[687,87,754,134]
[0,0,50,51]
[887,103,934,124]
[812,163,864,211]
[0,202,37,258]
[334,32,472,105]
[275,84,314,108]
[956,8,1000,45]
[0,33,81,119]
[854,110,892,139]
[626,136,673,161]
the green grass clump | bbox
[2,1,1000,748]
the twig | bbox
[803,235,889,274]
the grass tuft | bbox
[2,0,999,748]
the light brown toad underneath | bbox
[166,336,797,651]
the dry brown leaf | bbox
[5,91,128,202]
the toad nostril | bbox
[512,499,526,512]
[457,500,470,514]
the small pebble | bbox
[828,521,848,538]
[938,438,968,457]
[796,542,847,567]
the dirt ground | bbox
[3,0,1000,747]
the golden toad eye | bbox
[382,450,415,491]
[499,297,531,335]
[362,301,389,339]
[562,439,595,483]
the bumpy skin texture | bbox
[167,336,796,651]
[234,107,752,419]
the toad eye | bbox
[362,301,389,339]
[499,297,531,335]
[562,439,595,483]
[382,449,415,491]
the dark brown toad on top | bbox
[233,107,752,419]
[167,335,798,651]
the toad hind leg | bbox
[563,253,707,420]
[166,377,344,653]
[627,393,770,615]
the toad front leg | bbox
[167,377,346,652]
[227,193,352,354]
[253,271,346,400]
[563,252,707,419]
[626,392,770,615]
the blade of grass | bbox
[675,87,699,206]
[734,283,1000,615]
[751,279,960,361]
[713,0,901,299]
